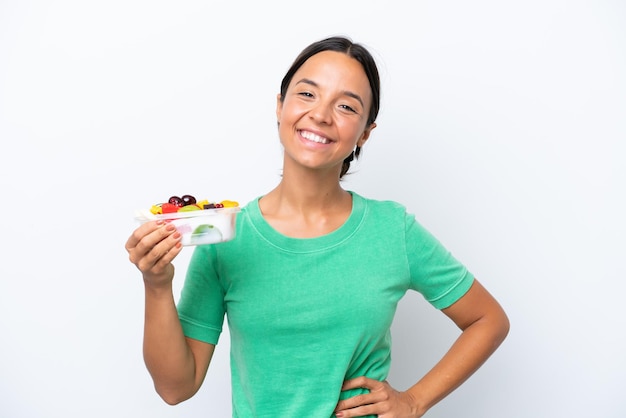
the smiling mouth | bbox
[300,130,331,144]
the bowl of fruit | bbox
[135,194,240,246]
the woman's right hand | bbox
[125,220,183,288]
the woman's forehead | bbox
[292,51,371,97]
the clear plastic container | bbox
[135,207,240,246]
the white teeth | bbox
[301,130,330,144]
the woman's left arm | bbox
[335,279,510,417]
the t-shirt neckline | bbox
[246,191,366,253]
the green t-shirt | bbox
[177,192,474,417]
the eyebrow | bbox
[295,78,365,109]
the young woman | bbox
[126,36,510,418]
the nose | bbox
[308,101,333,125]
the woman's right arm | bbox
[126,220,215,405]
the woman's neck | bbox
[258,168,353,238]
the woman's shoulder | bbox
[350,192,414,230]
[351,191,408,213]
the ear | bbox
[357,122,377,147]
[276,93,283,122]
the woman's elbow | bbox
[493,306,511,347]
[155,384,197,406]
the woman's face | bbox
[276,50,376,175]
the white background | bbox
[1,1,624,417]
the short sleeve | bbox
[405,213,474,309]
[177,245,226,344]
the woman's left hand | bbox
[334,376,422,418]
